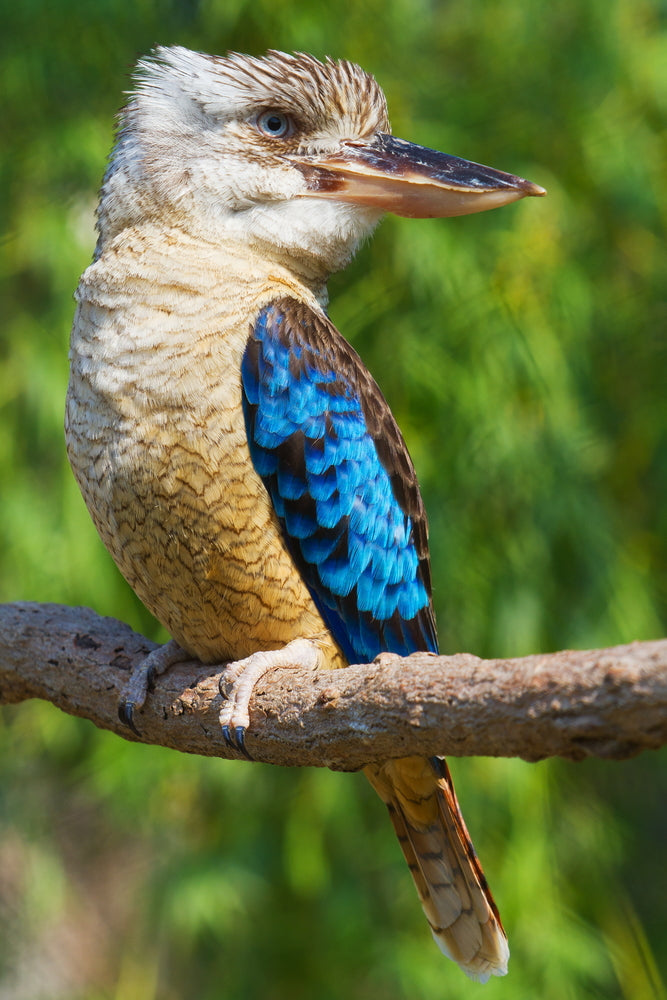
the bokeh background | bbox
[1,0,665,997]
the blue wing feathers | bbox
[241,298,438,662]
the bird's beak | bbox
[291,133,546,218]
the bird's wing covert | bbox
[241,297,438,662]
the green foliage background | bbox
[1,0,665,997]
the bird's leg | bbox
[218,638,323,759]
[119,639,190,735]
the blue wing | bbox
[241,297,438,663]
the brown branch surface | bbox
[1,602,665,769]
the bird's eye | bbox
[256,111,293,139]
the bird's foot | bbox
[119,639,189,735]
[218,638,323,759]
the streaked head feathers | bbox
[134,47,390,143]
[97,46,543,283]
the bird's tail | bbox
[364,755,508,982]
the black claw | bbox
[118,700,141,736]
[220,723,252,759]
[235,726,253,761]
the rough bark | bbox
[1,601,665,770]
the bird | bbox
[65,45,545,982]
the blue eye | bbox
[256,111,293,138]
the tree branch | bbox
[1,602,665,769]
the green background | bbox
[1,0,665,997]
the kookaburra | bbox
[66,45,545,981]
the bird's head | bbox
[98,46,544,283]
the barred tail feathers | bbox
[364,756,508,983]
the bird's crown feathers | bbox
[134,46,389,139]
